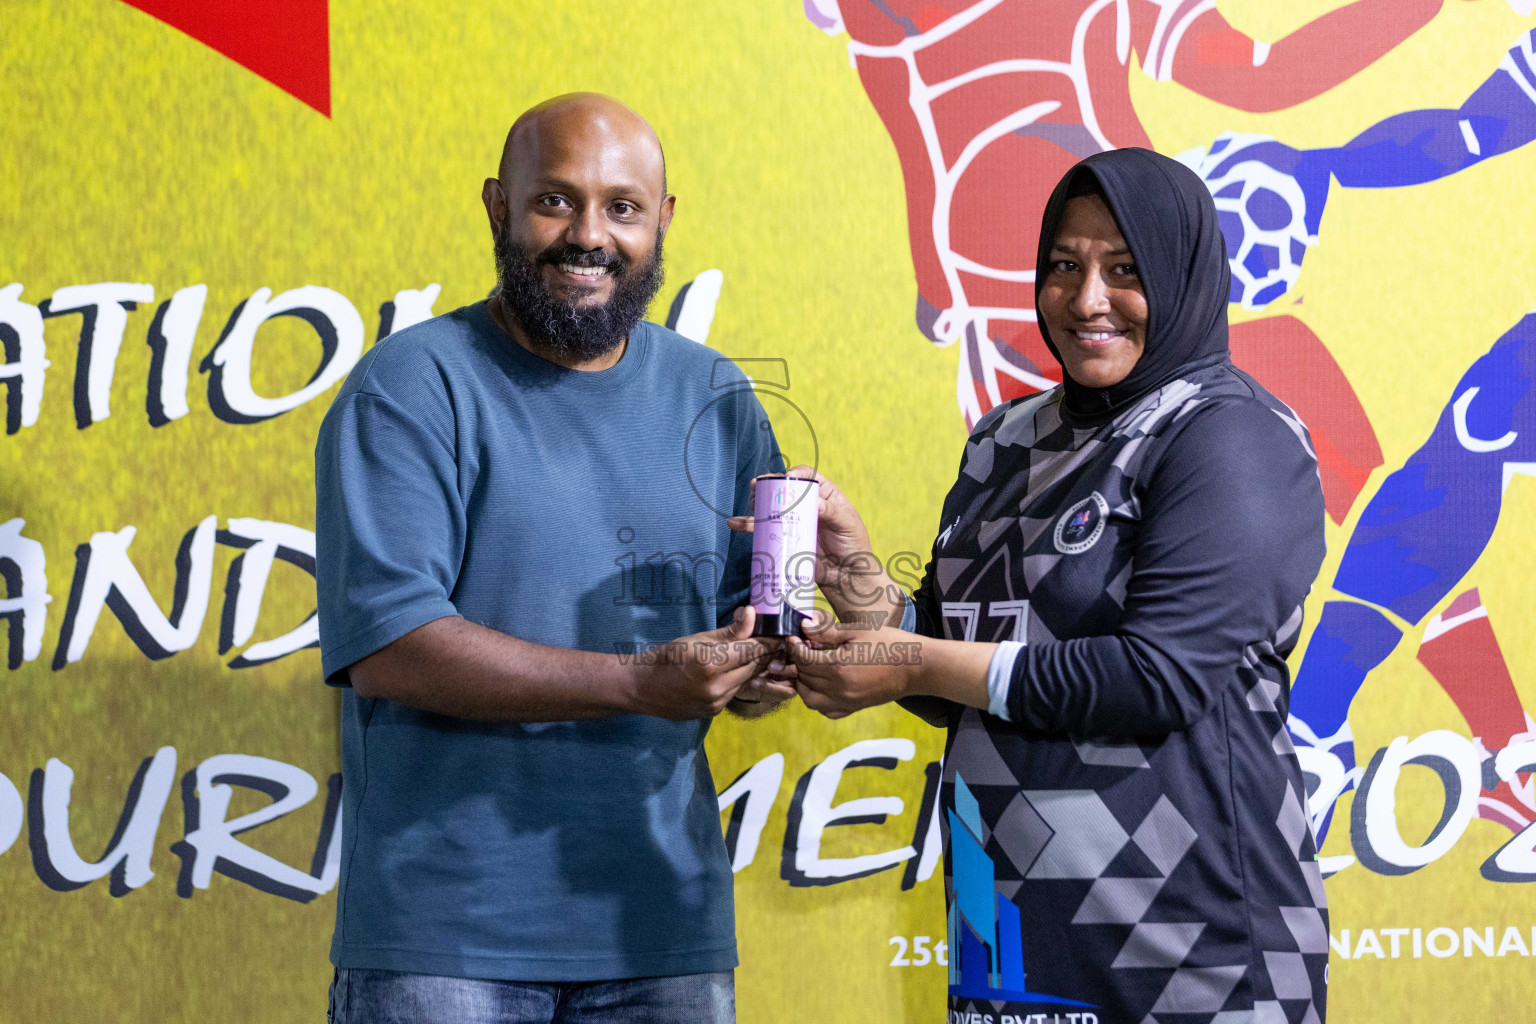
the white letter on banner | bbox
[1352,731,1480,874]
[785,738,916,884]
[219,518,317,668]
[717,752,784,872]
[1497,926,1530,957]
[1481,740,1536,881]
[0,518,50,668]
[146,284,207,426]
[32,747,177,895]
[173,754,336,902]
[0,771,22,856]
[1353,929,1385,959]
[204,285,363,422]
[912,767,943,885]
[0,283,49,433]
[47,281,155,427]
[1426,927,1459,957]
[54,516,217,666]
[1329,930,1351,959]
[386,283,441,336]
[666,269,724,344]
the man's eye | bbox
[612,202,635,216]
[540,195,569,208]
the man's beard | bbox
[493,225,665,363]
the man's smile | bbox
[556,262,608,280]
[546,261,615,290]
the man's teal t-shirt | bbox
[313,303,780,981]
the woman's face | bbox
[1038,194,1149,390]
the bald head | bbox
[481,93,675,368]
[499,92,667,195]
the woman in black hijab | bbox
[772,148,1330,1021]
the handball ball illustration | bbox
[1179,133,1320,311]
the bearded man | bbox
[314,93,787,1024]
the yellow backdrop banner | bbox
[3,1,1535,1021]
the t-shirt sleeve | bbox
[314,388,466,684]
[716,386,783,628]
[1006,399,1326,736]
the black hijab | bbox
[1033,147,1231,419]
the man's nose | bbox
[1067,269,1111,319]
[565,203,609,251]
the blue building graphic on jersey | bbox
[949,772,1093,1007]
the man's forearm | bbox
[347,616,637,721]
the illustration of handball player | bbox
[808,0,1536,869]
[1173,25,1536,872]
[804,0,1461,509]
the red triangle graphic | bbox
[122,0,331,117]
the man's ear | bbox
[657,193,676,241]
[482,178,506,236]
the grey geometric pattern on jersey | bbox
[922,363,1328,1024]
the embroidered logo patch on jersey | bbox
[1054,492,1109,555]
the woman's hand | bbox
[788,613,997,720]
[728,466,903,625]
[786,617,922,719]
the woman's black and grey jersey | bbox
[900,360,1329,1024]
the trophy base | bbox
[751,608,808,639]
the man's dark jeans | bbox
[328,967,735,1024]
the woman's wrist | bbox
[901,635,996,710]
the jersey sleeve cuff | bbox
[898,592,917,633]
[987,641,1025,721]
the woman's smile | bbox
[1067,325,1132,346]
